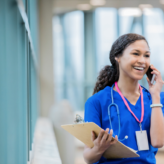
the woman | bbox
[83,33,164,164]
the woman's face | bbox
[117,40,150,80]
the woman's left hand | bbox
[146,65,164,96]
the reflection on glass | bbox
[119,8,142,35]
[95,8,117,72]
[53,16,65,102]
[143,8,164,90]
[144,8,164,70]
[53,11,84,110]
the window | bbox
[53,11,84,110]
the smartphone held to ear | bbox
[146,66,156,84]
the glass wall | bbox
[0,0,39,164]
[53,7,164,111]
[95,8,118,71]
[53,11,84,111]
[144,8,164,72]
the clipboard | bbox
[61,122,140,159]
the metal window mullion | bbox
[29,47,32,151]
[26,32,30,162]
[84,11,97,100]
[117,9,120,37]
[141,12,145,36]
[60,15,67,99]
[25,0,28,13]
[19,20,28,163]
[16,0,38,71]
[130,17,136,33]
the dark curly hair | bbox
[93,33,149,95]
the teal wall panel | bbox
[0,0,39,163]
[0,0,7,163]
[6,2,19,163]
[17,11,28,163]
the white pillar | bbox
[39,0,55,117]
[49,100,75,164]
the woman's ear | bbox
[115,57,120,63]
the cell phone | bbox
[146,66,156,84]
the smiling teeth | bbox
[134,67,144,70]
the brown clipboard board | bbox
[61,122,140,159]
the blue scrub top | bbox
[84,86,164,164]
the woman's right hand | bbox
[92,128,118,155]
[83,128,118,164]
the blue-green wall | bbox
[0,0,39,163]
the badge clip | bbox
[74,114,84,124]
[139,123,142,133]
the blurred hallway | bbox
[1,0,164,164]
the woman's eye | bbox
[133,53,139,56]
[145,55,150,58]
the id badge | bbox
[135,130,149,151]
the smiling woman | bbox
[93,34,149,94]
[83,33,164,164]
[116,40,150,81]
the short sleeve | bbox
[160,92,164,116]
[84,98,102,127]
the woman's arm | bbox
[83,128,118,164]
[150,94,164,148]
[147,65,164,148]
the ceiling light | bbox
[160,0,164,4]
[139,4,153,9]
[119,8,142,17]
[77,4,91,11]
[143,8,154,15]
[90,0,106,6]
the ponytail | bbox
[93,65,119,95]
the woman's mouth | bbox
[133,66,145,72]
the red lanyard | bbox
[115,82,144,124]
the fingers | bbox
[93,129,118,151]
[97,129,105,142]
[150,65,160,77]
[110,135,118,145]
[101,128,109,142]
[91,131,96,141]
[150,65,159,75]
[150,65,158,72]
[115,135,118,141]
[151,70,164,82]
[96,128,118,146]
[149,65,163,82]
[98,128,113,142]
[106,129,113,143]
[151,69,159,76]
[146,77,152,87]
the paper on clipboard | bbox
[61,122,139,159]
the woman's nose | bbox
[138,56,146,63]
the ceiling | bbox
[53,0,164,14]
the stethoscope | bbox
[108,84,128,142]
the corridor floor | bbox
[75,147,164,164]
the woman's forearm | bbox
[83,146,104,164]
[150,94,164,148]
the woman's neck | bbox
[116,75,140,95]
